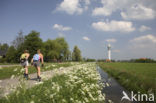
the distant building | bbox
[106,59,111,62]
[140,58,147,60]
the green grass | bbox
[0,63,18,65]
[98,62,156,97]
[0,62,77,79]
[0,75,69,103]
[0,63,105,103]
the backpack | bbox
[33,54,40,61]
[20,54,26,63]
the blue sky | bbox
[0,0,156,60]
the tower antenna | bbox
[107,44,111,61]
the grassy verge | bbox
[0,63,105,103]
[98,62,156,97]
[0,62,80,79]
[0,63,19,65]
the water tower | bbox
[107,44,111,61]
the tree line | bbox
[0,30,82,63]
[97,58,156,63]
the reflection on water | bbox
[97,66,135,103]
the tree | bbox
[66,50,71,61]
[5,46,17,63]
[86,58,96,62]
[22,30,43,59]
[0,43,9,51]
[44,39,61,61]
[134,58,156,63]
[2,31,43,63]
[0,43,9,58]
[1,30,74,63]
[12,30,25,49]
[72,46,82,61]
[55,37,69,61]
[44,37,70,62]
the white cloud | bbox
[56,0,156,20]
[82,36,90,41]
[130,34,156,48]
[56,0,82,15]
[113,49,120,53]
[92,0,156,20]
[83,0,90,5]
[56,0,90,15]
[106,38,117,43]
[82,0,91,10]
[130,34,156,43]
[92,0,117,16]
[92,20,135,32]
[53,24,72,31]
[121,4,156,20]
[139,25,151,32]
[92,7,112,16]
[92,0,134,16]
[58,33,65,37]
[128,34,156,59]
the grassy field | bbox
[0,63,19,65]
[0,63,105,103]
[0,62,80,79]
[98,62,156,97]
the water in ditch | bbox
[97,66,137,103]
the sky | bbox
[0,0,156,60]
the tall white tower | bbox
[107,44,111,61]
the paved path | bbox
[0,64,82,98]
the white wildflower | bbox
[35,81,43,85]
[13,68,18,72]
[84,98,89,102]
[108,99,113,103]
[30,100,34,103]
[70,98,74,101]
[62,99,66,102]
[50,94,53,98]
[106,83,110,87]
[10,75,15,79]
[20,68,24,73]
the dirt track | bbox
[0,64,80,97]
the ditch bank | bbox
[97,66,136,103]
